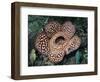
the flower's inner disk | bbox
[55,36,65,45]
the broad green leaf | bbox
[75,51,82,64]
[30,49,36,65]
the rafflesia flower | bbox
[35,21,81,63]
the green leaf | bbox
[75,51,82,64]
[30,49,36,65]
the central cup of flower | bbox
[55,36,65,45]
